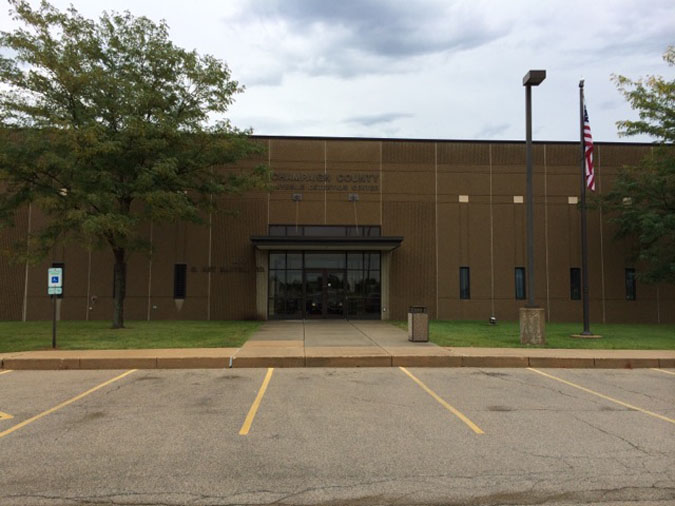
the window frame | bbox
[173,263,187,299]
[625,268,636,300]
[459,266,470,300]
[515,267,526,300]
[570,267,581,300]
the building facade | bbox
[1,136,673,323]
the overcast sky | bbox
[2,0,673,142]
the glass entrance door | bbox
[305,269,345,318]
[268,251,380,320]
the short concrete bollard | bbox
[519,307,546,345]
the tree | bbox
[602,47,675,284]
[0,0,268,328]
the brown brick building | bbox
[1,136,673,323]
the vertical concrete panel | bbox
[0,206,28,320]
[385,201,436,320]
[437,202,460,319]
[85,249,114,321]
[210,198,266,320]
[467,203,492,299]
[326,139,381,228]
[53,242,90,320]
[547,201,579,322]
[381,140,436,320]
[492,201,520,320]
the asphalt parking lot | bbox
[1,367,674,506]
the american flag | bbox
[583,103,595,191]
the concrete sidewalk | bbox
[1,320,674,370]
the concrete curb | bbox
[2,353,674,370]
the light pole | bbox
[521,69,546,344]
[523,70,545,306]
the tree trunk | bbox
[112,248,126,329]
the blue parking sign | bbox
[48,267,62,292]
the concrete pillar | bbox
[519,307,546,345]
[255,249,268,320]
[381,251,391,320]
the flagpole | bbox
[579,80,591,335]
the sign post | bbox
[47,268,63,349]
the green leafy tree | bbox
[603,47,675,283]
[0,0,268,328]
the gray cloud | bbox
[228,0,511,79]
[260,0,507,57]
[476,123,510,138]
[241,70,284,87]
[346,112,414,127]
[598,99,621,111]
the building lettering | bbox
[271,171,380,192]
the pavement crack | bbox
[572,415,649,455]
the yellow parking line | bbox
[0,369,137,440]
[528,368,675,425]
[399,367,484,434]
[651,368,675,376]
[239,368,274,436]
[0,370,12,376]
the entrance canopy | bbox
[251,234,403,321]
[250,236,403,251]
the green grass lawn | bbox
[392,320,675,349]
[0,320,261,353]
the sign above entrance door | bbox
[271,171,380,193]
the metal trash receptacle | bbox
[408,306,429,342]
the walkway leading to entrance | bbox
[236,320,447,367]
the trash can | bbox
[408,306,429,342]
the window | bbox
[268,225,286,236]
[346,252,381,318]
[625,268,636,300]
[174,264,187,299]
[268,252,303,317]
[570,268,581,300]
[515,267,526,300]
[305,252,346,269]
[459,267,470,299]
[268,225,381,237]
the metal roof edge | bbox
[250,134,662,147]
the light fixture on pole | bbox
[520,69,546,345]
[522,70,545,307]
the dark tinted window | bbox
[515,267,526,300]
[269,252,286,270]
[269,225,286,236]
[174,264,187,299]
[625,268,636,300]
[268,225,381,237]
[305,252,346,269]
[459,267,470,299]
[570,268,581,300]
[304,226,346,236]
[347,252,363,270]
